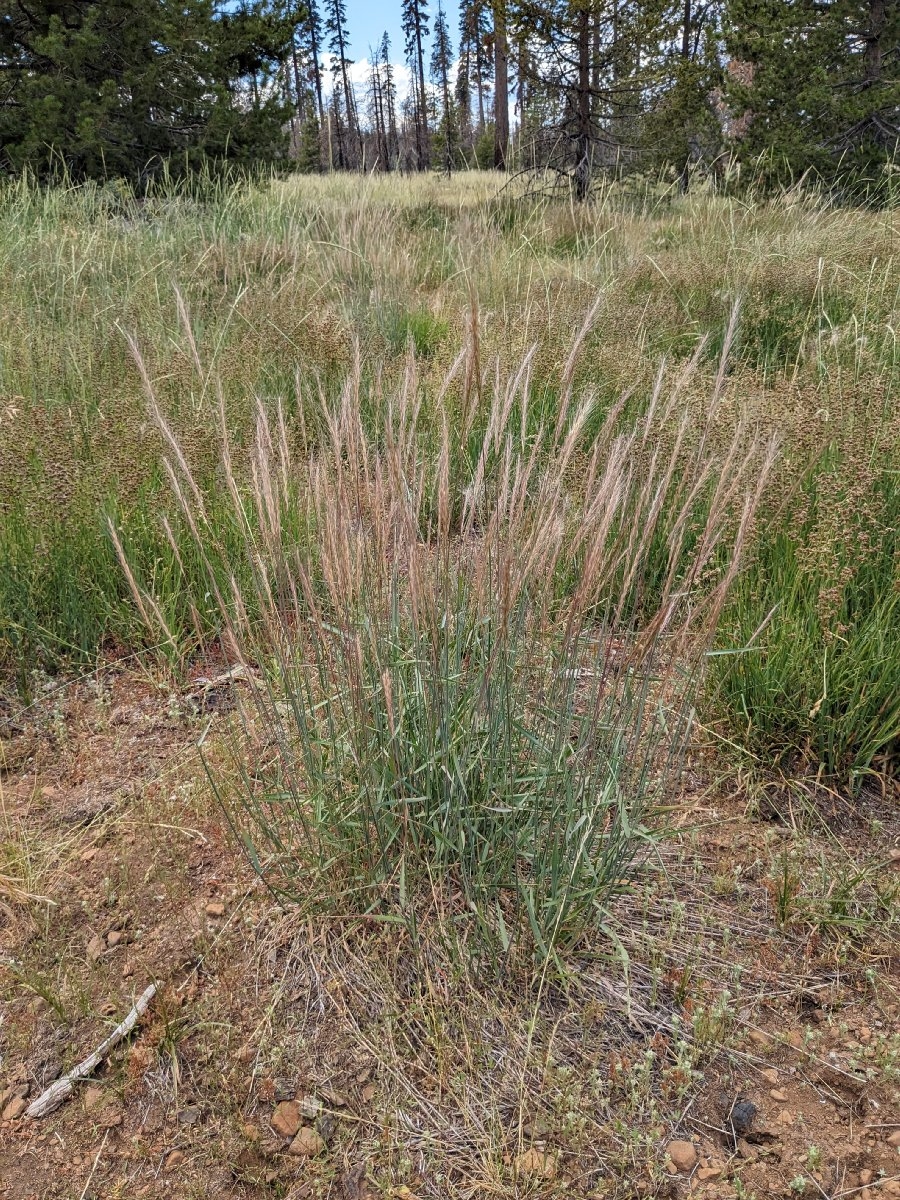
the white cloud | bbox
[322,53,414,106]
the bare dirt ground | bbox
[1,665,898,1199]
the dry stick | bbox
[26,984,157,1119]
[78,1128,110,1200]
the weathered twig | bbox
[26,983,157,1118]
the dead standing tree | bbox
[511,0,654,199]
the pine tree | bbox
[322,0,361,167]
[368,41,392,170]
[639,0,725,190]
[297,0,326,150]
[0,0,297,184]
[380,34,400,168]
[402,0,431,170]
[457,6,475,149]
[457,0,492,152]
[724,0,899,185]
[431,3,457,175]
[492,0,509,169]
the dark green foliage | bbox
[642,57,725,186]
[724,0,900,187]
[431,2,459,174]
[0,0,298,185]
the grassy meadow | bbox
[0,171,899,1198]
[2,171,897,795]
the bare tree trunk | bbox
[678,0,692,192]
[493,0,509,169]
[591,0,600,122]
[681,0,692,60]
[332,90,345,169]
[865,0,885,84]
[371,59,386,170]
[475,24,486,134]
[574,2,591,199]
[306,7,326,169]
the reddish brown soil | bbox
[0,668,897,1199]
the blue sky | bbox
[342,2,407,62]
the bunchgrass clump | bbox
[120,312,768,962]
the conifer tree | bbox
[724,0,899,185]
[0,0,297,184]
[492,0,510,169]
[431,2,457,175]
[299,0,326,138]
[458,0,493,150]
[322,0,361,167]
[402,0,431,170]
[380,34,401,167]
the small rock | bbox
[777,1109,795,1126]
[748,1030,770,1048]
[340,1162,373,1200]
[514,1148,557,1179]
[288,1126,325,1157]
[860,1170,874,1185]
[882,1183,900,1197]
[858,1026,872,1043]
[787,1030,804,1049]
[1,1096,27,1121]
[271,1100,302,1139]
[697,1165,723,1182]
[83,1086,103,1111]
[86,934,104,962]
[99,1103,124,1128]
[317,1112,336,1143]
[297,1094,322,1120]
[107,930,123,947]
[887,1129,900,1148]
[728,1098,758,1137]
[666,1140,698,1174]
[760,1068,779,1085]
[165,1149,184,1169]
[204,901,225,918]
[769,1089,787,1102]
